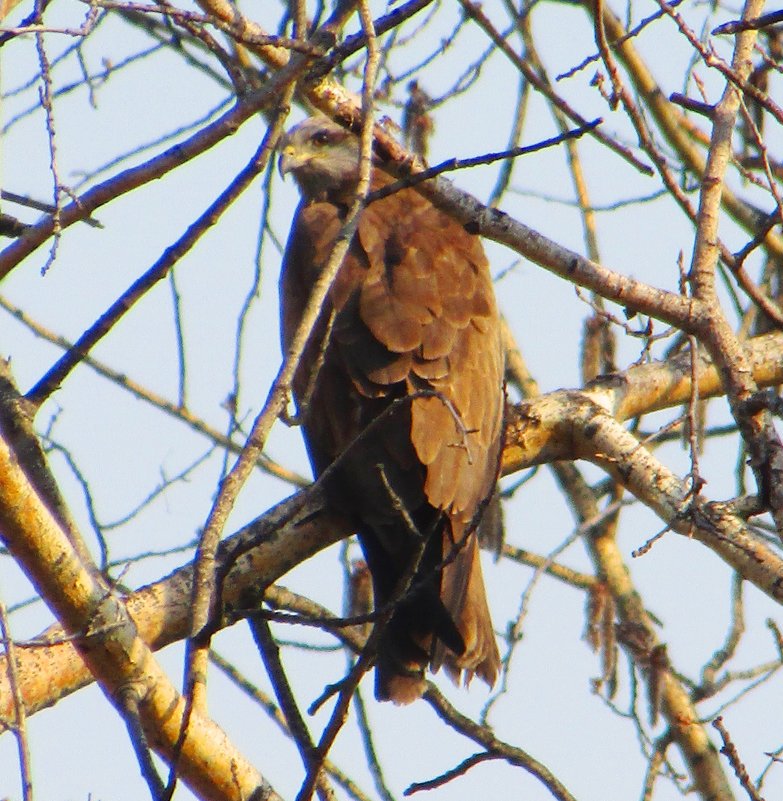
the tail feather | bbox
[373,526,499,704]
[434,532,500,687]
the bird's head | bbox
[278,116,362,202]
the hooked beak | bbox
[278,145,302,178]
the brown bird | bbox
[278,116,503,704]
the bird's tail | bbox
[373,526,499,704]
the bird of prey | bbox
[278,115,503,704]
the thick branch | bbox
[0,427,285,801]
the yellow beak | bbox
[278,145,305,177]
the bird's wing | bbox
[353,188,505,525]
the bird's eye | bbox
[312,131,331,147]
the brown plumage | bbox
[278,116,503,703]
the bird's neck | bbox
[302,166,395,208]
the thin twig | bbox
[405,752,500,795]
[0,600,33,801]
[424,685,578,801]
[366,120,601,205]
[117,685,167,799]
[209,650,374,801]
[250,618,336,801]
[713,716,767,801]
